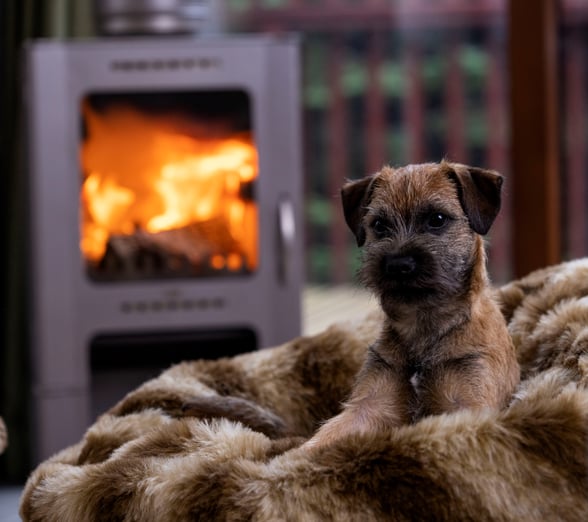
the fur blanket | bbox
[21,261,588,521]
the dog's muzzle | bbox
[383,254,417,279]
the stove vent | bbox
[109,56,221,71]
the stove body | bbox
[25,36,303,461]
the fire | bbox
[80,100,258,275]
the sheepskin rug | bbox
[20,260,588,521]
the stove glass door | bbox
[79,90,258,281]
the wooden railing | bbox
[228,0,588,283]
[563,25,588,260]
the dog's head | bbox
[341,161,503,303]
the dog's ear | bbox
[341,175,378,246]
[446,164,503,235]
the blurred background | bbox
[1,0,587,483]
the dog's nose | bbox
[384,255,417,277]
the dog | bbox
[305,161,520,448]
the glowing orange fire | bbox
[80,100,258,274]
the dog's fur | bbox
[307,161,520,447]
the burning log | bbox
[94,219,242,279]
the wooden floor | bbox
[302,285,380,336]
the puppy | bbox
[306,161,520,448]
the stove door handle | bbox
[277,197,296,284]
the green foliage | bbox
[307,243,361,284]
[422,54,445,91]
[348,247,363,280]
[304,83,329,109]
[303,39,329,109]
[308,244,332,283]
[460,45,488,83]
[380,61,405,97]
[226,0,251,12]
[260,0,288,9]
[341,59,367,97]
[465,111,488,147]
[306,196,332,228]
[386,129,408,166]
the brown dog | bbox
[306,161,520,448]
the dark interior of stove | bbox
[90,327,257,370]
[83,91,252,130]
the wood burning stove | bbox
[25,35,302,462]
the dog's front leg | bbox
[304,350,413,449]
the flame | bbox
[80,100,258,274]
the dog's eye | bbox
[372,219,387,237]
[426,213,448,230]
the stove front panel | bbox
[26,36,303,461]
